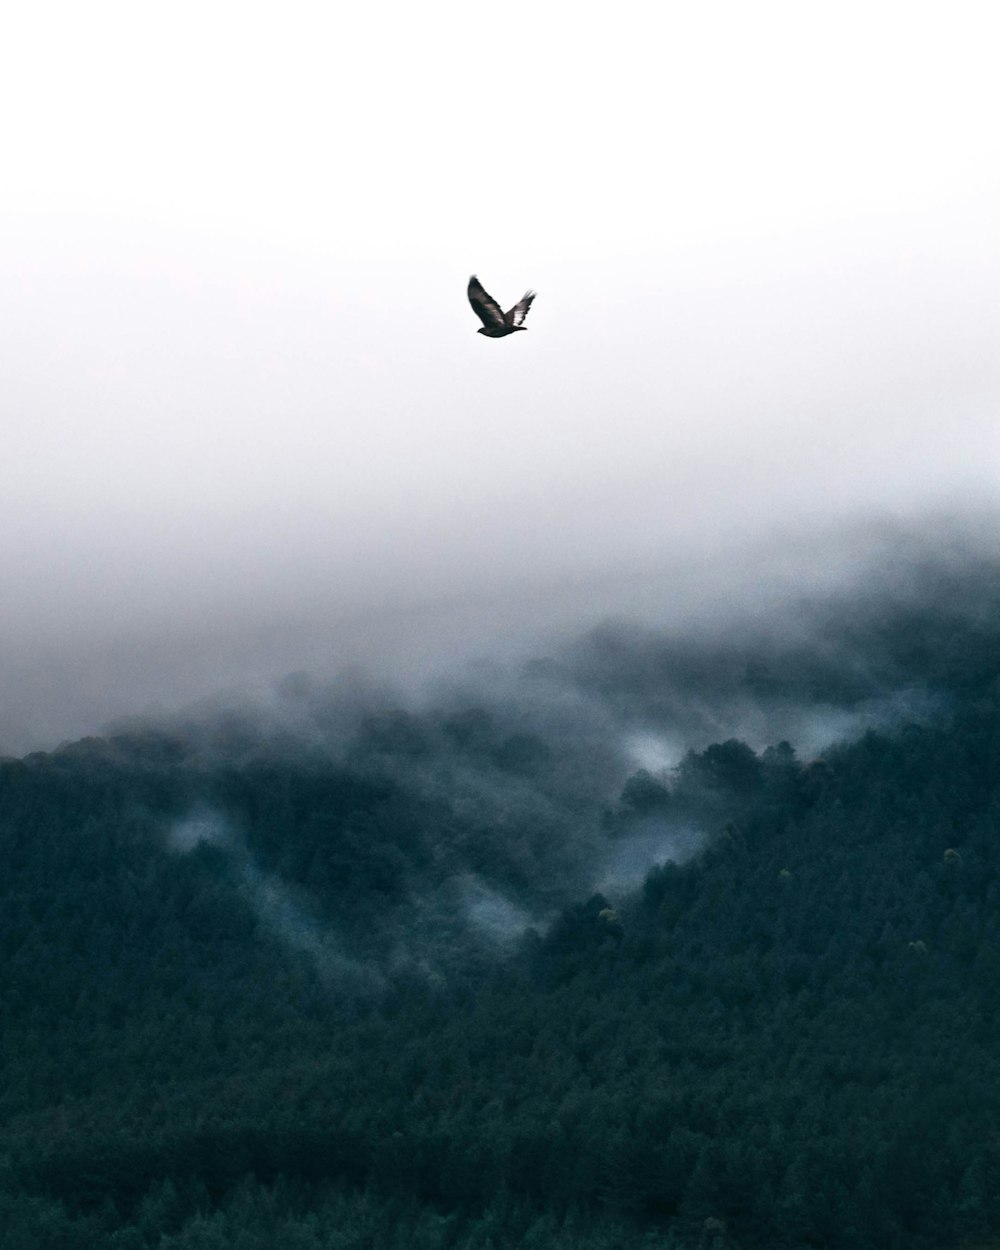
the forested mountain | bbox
[4,552,1000,1248]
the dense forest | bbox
[4,550,1000,1248]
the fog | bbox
[169,807,386,991]
[1,3,998,753]
[96,537,997,988]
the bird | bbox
[467,275,536,337]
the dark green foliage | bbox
[5,559,1000,1246]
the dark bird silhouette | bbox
[468,275,536,337]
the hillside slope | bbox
[3,556,1000,1248]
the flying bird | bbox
[467,275,536,337]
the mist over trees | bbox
[3,546,1000,1247]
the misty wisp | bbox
[72,539,996,989]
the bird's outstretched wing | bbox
[468,275,507,329]
[505,290,536,327]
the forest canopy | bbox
[3,549,1000,1248]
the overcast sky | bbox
[1,2,999,750]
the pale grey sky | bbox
[1,1,999,750]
